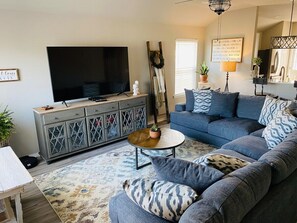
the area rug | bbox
[34,139,215,223]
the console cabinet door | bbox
[134,105,146,130]
[86,114,105,146]
[120,108,134,136]
[66,118,88,152]
[104,111,120,141]
[44,122,69,158]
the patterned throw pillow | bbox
[123,178,198,222]
[193,153,251,174]
[262,109,297,149]
[258,96,291,126]
[193,89,212,113]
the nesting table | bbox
[128,128,185,169]
[0,147,33,223]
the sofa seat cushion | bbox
[208,118,264,141]
[109,192,171,223]
[249,128,264,137]
[221,135,269,160]
[179,161,271,223]
[170,111,220,133]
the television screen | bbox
[47,46,130,102]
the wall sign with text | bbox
[211,38,244,62]
[0,69,19,82]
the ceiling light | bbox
[271,0,297,49]
[208,0,231,15]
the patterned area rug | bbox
[34,139,215,223]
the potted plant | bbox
[0,106,14,147]
[149,123,161,139]
[252,57,262,77]
[198,62,209,83]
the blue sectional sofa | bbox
[109,94,297,223]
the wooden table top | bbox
[127,128,185,150]
[0,147,33,193]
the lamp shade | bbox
[220,61,237,72]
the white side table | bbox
[0,147,33,223]
[197,82,214,90]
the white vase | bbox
[254,65,260,77]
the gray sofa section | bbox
[170,95,266,147]
[109,94,297,223]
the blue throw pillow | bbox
[184,88,195,111]
[123,178,198,222]
[207,91,239,118]
[150,156,224,194]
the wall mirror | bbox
[254,3,297,83]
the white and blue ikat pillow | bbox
[262,109,297,149]
[258,96,291,126]
[123,178,198,222]
[193,89,212,113]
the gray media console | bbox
[33,94,147,164]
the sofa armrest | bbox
[175,103,186,112]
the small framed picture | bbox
[0,69,19,82]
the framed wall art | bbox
[211,37,244,62]
[0,69,19,82]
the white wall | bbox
[0,10,205,156]
[204,7,296,100]
[204,7,258,95]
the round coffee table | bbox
[128,128,185,169]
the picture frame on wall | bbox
[211,37,244,62]
[0,69,19,82]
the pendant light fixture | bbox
[209,0,231,15]
[209,0,231,40]
[271,0,297,49]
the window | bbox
[175,40,198,95]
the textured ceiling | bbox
[0,0,293,27]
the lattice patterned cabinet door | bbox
[66,118,88,151]
[120,108,134,136]
[105,111,120,140]
[45,122,68,158]
[87,115,105,146]
[134,106,147,130]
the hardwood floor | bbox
[21,139,129,223]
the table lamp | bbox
[220,61,237,92]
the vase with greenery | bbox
[0,106,14,147]
[198,62,209,83]
[149,123,161,139]
[252,57,262,77]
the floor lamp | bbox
[220,61,237,92]
[294,81,297,100]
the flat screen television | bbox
[47,46,130,102]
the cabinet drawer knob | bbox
[111,107,115,109]
[75,113,79,116]
[54,117,59,120]
[95,109,99,112]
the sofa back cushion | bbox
[259,129,297,184]
[236,95,265,120]
[179,161,271,223]
[208,91,239,118]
